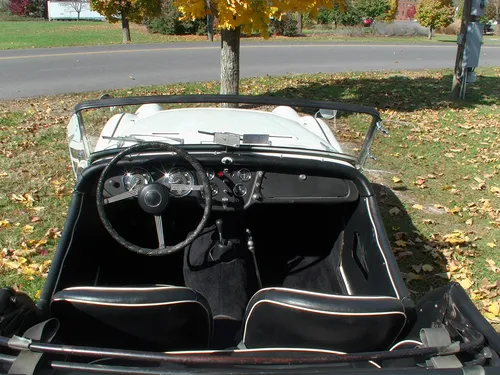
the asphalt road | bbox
[1,41,499,100]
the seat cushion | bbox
[51,286,212,351]
[243,287,406,352]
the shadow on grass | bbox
[259,72,500,112]
[372,183,450,300]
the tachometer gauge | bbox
[238,168,252,181]
[123,169,151,192]
[159,168,194,198]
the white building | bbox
[47,0,105,21]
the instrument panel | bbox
[102,163,359,211]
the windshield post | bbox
[358,116,383,171]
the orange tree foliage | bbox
[384,0,397,22]
[174,0,346,36]
[90,0,161,24]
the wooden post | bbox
[451,0,472,99]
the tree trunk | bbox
[296,12,302,34]
[121,13,131,43]
[77,12,80,21]
[220,26,240,104]
[428,27,433,39]
[207,14,214,41]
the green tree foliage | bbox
[355,0,390,19]
[416,0,454,39]
[316,3,361,27]
[90,0,161,42]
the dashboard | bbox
[101,159,359,211]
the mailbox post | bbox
[451,0,488,99]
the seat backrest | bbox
[243,287,406,353]
[51,286,212,351]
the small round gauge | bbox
[159,168,194,198]
[210,183,219,197]
[233,183,248,197]
[206,168,215,181]
[238,168,252,181]
[123,170,151,192]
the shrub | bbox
[317,8,335,24]
[437,20,461,35]
[269,15,298,36]
[27,0,45,18]
[8,0,29,16]
[146,1,206,35]
[373,22,428,36]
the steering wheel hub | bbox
[138,184,170,214]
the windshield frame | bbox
[70,94,383,176]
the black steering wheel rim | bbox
[96,142,212,256]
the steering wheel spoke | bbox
[155,215,165,249]
[104,190,139,204]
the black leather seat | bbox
[242,287,406,352]
[51,286,212,351]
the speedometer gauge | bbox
[123,169,151,192]
[159,168,194,198]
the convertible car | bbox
[1,95,499,375]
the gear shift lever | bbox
[211,219,234,260]
[216,219,225,246]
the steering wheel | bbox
[96,142,212,256]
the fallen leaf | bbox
[466,219,473,225]
[389,207,401,216]
[422,264,434,272]
[458,278,473,289]
[392,177,402,183]
[395,240,407,247]
[488,301,500,316]
[412,204,424,210]
[0,219,11,228]
[22,225,34,234]
[487,242,497,248]
[486,259,500,273]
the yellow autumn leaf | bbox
[412,204,424,210]
[0,219,11,228]
[22,225,34,234]
[458,278,473,289]
[4,261,21,269]
[395,240,407,247]
[488,301,500,316]
[392,177,402,183]
[483,312,497,320]
[487,242,496,248]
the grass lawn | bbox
[1,20,499,50]
[0,67,499,327]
